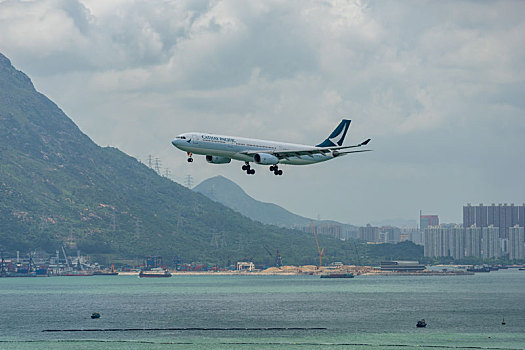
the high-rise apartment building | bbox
[487,203,499,227]
[402,227,423,245]
[481,225,500,259]
[463,203,524,239]
[465,225,482,258]
[379,226,401,243]
[422,204,523,260]
[520,205,525,228]
[463,204,476,228]
[424,226,446,257]
[509,225,525,260]
[448,225,465,260]
[424,225,464,259]
[358,224,379,243]
[475,205,488,227]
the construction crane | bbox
[61,246,72,269]
[275,249,283,267]
[263,245,273,257]
[311,222,324,269]
[264,245,283,267]
[353,241,361,266]
[262,245,274,266]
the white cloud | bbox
[1,0,524,224]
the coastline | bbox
[117,265,474,276]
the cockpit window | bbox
[177,136,187,139]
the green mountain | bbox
[0,53,359,266]
[0,53,422,266]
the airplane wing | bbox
[240,139,371,160]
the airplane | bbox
[171,119,371,176]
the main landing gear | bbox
[187,152,193,163]
[242,162,255,175]
[270,165,283,176]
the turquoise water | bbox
[1,270,524,349]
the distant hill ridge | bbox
[194,176,311,227]
[193,176,358,238]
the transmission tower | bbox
[135,218,142,238]
[154,158,162,174]
[164,168,171,178]
[110,212,118,232]
[148,155,153,168]
[185,174,194,188]
[210,232,220,248]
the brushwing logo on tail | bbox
[316,119,351,147]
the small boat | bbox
[91,312,100,319]
[139,268,172,278]
[94,263,118,275]
[518,268,525,271]
[416,319,427,328]
[320,273,354,279]
[466,266,490,273]
[93,271,118,275]
[502,318,506,325]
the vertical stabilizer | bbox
[316,119,351,147]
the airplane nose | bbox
[171,139,178,147]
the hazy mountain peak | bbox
[194,175,309,227]
[193,176,359,240]
[194,175,249,200]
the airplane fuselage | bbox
[171,119,370,175]
[172,132,334,165]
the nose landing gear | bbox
[269,165,283,176]
[242,162,255,175]
[187,152,193,162]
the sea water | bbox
[0,269,524,349]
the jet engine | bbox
[206,155,231,164]
[253,153,279,165]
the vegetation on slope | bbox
[0,53,422,266]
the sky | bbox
[1,0,524,226]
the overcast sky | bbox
[1,0,524,226]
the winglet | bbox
[359,138,371,146]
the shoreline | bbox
[117,266,476,277]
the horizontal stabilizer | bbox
[339,149,373,155]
